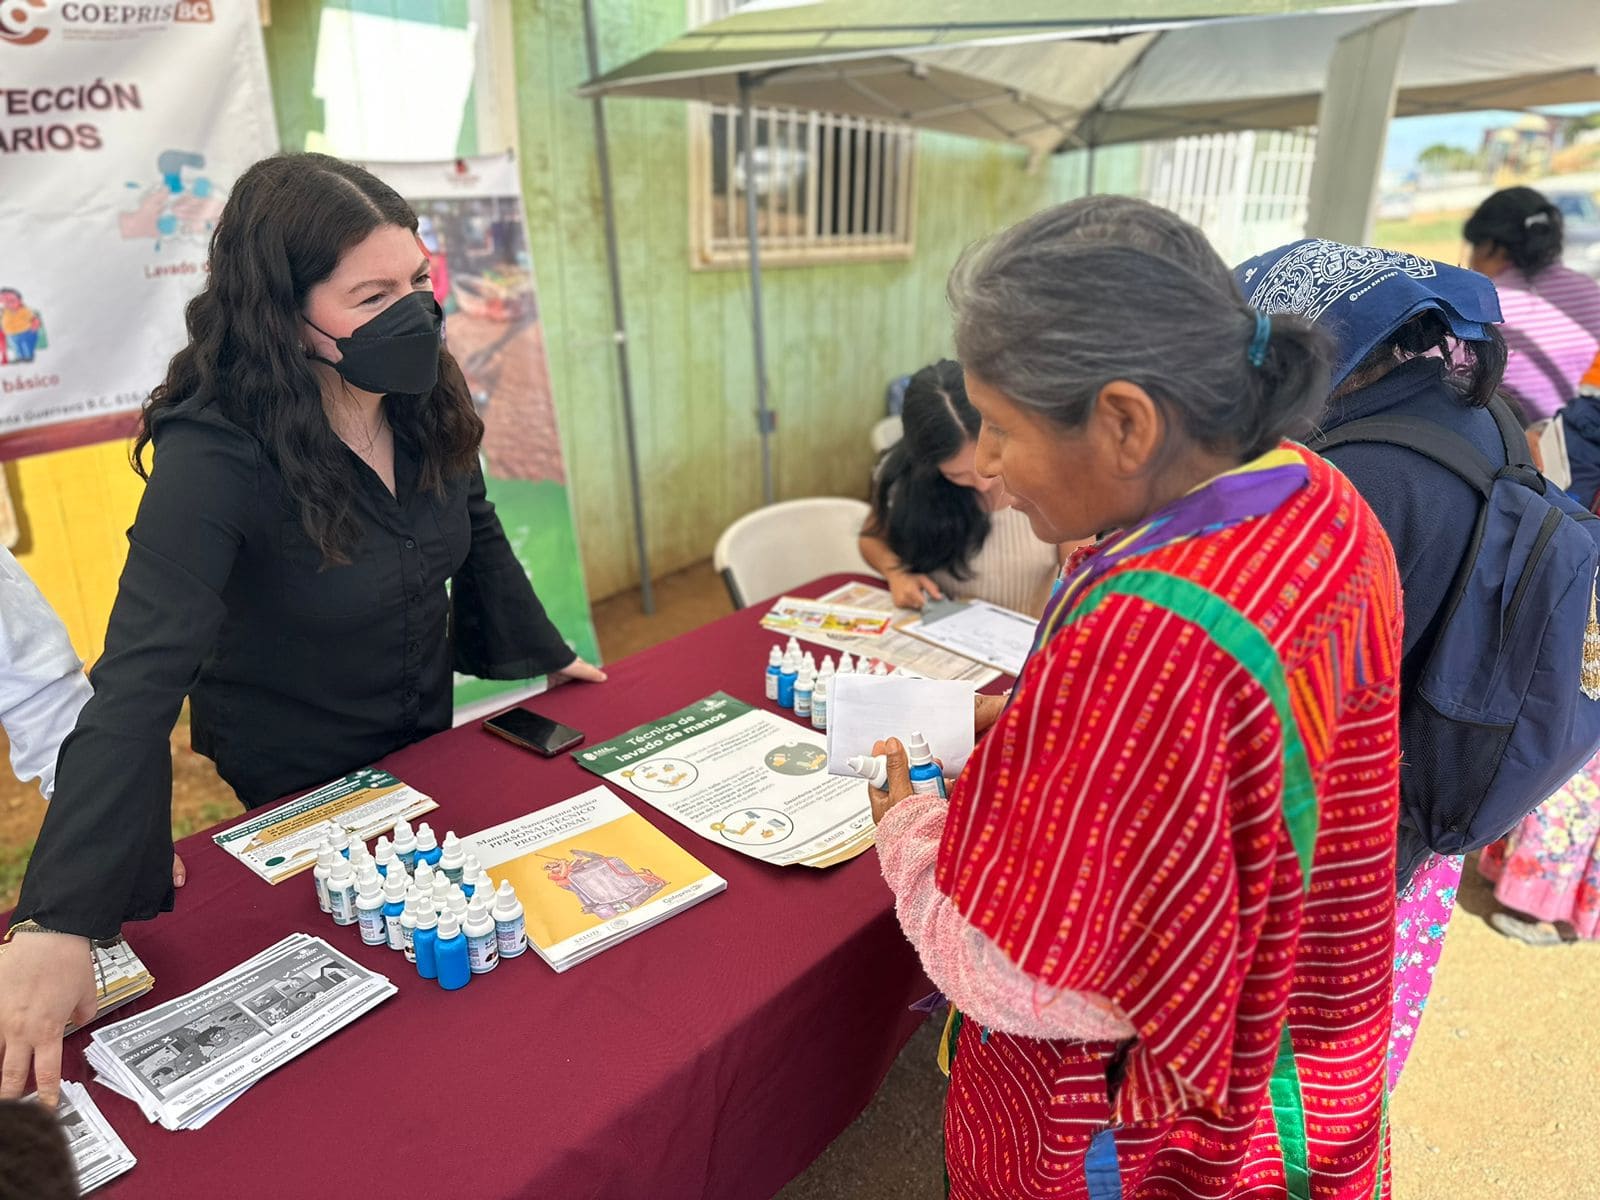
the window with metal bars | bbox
[688,104,918,268]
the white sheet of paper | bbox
[898,600,1036,676]
[825,673,976,780]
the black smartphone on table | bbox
[483,707,585,757]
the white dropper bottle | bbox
[355,870,387,946]
[438,832,466,885]
[390,818,418,871]
[312,840,335,914]
[464,895,499,974]
[492,880,527,959]
[326,856,357,926]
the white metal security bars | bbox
[693,103,916,266]
[1138,128,1317,266]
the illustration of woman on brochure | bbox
[544,849,666,919]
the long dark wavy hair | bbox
[865,360,990,580]
[1338,310,1508,408]
[133,153,483,564]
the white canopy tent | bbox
[578,0,1600,508]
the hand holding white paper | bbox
[825,674,976,781]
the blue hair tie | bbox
[1247,310,1271,368]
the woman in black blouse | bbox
[0,154,602,1102]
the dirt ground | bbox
[3,561,1596,1197]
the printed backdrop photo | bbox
[363,156,600,713]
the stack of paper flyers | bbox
[86,934,395,1130]
[760,596,892,638]
[465,786,726,973]
[577,693,876,868]
[212,767,436,884]
[22,1081,136,1193]
[779,583,1001,685]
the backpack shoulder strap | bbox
[1306,413,1498,499]
[1487,396,1536,468]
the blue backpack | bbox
[1311,397,1600,880]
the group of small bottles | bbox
[764,637,912,730]
[311,817,527,993]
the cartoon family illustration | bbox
[0,288,44,365]
[542,848,667,920]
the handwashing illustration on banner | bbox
[0,4,279,456]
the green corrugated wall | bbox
[265,0,1138,598]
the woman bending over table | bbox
[0,153,601,1104]
[859,360,1070,617]
[870,196,1403,1199]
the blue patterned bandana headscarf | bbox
[1234,238,1503,388]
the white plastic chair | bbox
[870,415,903,455]
[713,497,872,609]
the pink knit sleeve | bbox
[875,793,1134,1042]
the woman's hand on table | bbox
[550,656,608,686]
[0,930,97,1105]
[975,693,1007,737]
[867,737,918,824]
[887,570,942,610]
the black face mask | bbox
[307,290,443,396]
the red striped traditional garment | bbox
[934,444,1402,1199]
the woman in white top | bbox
[859,360,1065,617]
[0,546,91,800]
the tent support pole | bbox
[740,72,777,507]
[582,0,655,613]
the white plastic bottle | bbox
[811,671,829,731]
[437,832,466,884]
[330,826,352,859]
[464,896,499,974]
[847,754,889,790]
[390,818,418,871]
[399,893,421,963]
[446,885,469,921]
[430,875,451,913]
[326,856,358,926]
[412,859,435,896]
[472,869,495,900]
[492,880,527,959]
[312,841,335,914]
[372,835,396,879]
[872,661,890,676]
[837,651,855,675]
[381,868,409,950]
[355,872,387,946]
[460,854,483,898]
[794,664,815,719]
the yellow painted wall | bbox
[9,442,145,665]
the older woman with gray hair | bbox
[867,196,1404,1199]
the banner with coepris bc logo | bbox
[0,0,278,457]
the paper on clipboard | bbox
[898,600,1036,677]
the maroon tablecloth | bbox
[33,575,1008,1200]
